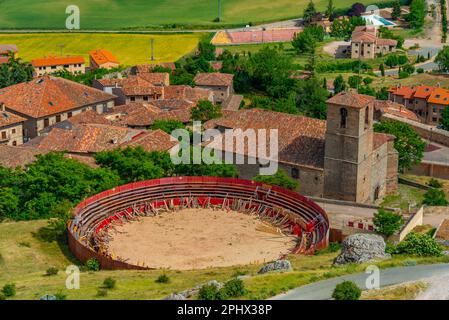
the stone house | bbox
[351,26,396,59]
[89,49,120,70]
[31,56,86,76]
[194,73,234,103]
[0,76,116,141]
[0,104,25,146]
[205,92,399,204]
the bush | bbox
[222,278,245,298]
[392,232,443,256]
[85,258,100,271]
[103,277,116,289]
[2,283,16,297]
[45,267,59,276]
[398,71,410,79]
[0,293,5,300]
[423,188,448,206]
[373,209,404,237]
[96,289,108,297]
[155,274,170,284]
[332,281,361,300]
[198,284,220,300]
[54,292,67,300]
[428,178,443,188]
[416,68,424,73]
[315,242,342,255]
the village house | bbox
[89,49,120,70]
[350,26,397,59]
[0,76,116,140]
[132,63,176,74]
[92,73,169,105]
[26,122,178,158]
[205,92,399,204]
[0,104,26,146]
[31,56,86,76]
[194,72,234,103]
[0,44,18,65]
[388,85,449,125]
[373,100,420,122]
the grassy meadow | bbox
[1,219,447,300]
[0,33,206,66]
[0,0,387,29]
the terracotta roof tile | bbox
[194,73,233,87]
[31,56,85,68]
[120,129,177,152]
[373,132,395,150]
[0,145,45,168]
[135,63,176,73]
[89,49,119,65]
[373,100,420,122]
[0,44,18,55]
[428,88,449,105]
[0,109,26,127]
[327,92,375,108]
[0,76,116,119]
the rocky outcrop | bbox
[163,280,223,300]
[258,260,293,274]
[334,234,391,265]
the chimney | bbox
[437,82,441,88]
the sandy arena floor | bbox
[107,208,296,270]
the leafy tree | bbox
[408,0,426,29]
[374,121,426,172]
[376,87,389,100]
[373,209,404,237]
[391,232,443,256]
[151,119,185,134]
[440,107,449,130]
[348,75,362,89]
[348,3,366,17]
[435,46,449,72]
[253,169,299,191]
[292,31,317,54]
[332,281,361,300]
[0,53,34,89]
[191,100,222,122]
[333,75,346,94]
[428,178,443,188]
[295,77,328,119]
[392,0,402,20]
[198,40,216,61]
[380,63,385,76]
[326,0,335,17]
[423,188,449,206]
[0,187,19,221]
[2,284,16,298]
[303,0,317,24]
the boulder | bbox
[163,293,186,300]
[163,280,223,300]
[258,260,293,274]
[334,233,391,265]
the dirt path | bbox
[107,208,296,270]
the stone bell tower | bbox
[323,92,375,203]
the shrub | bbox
[155,274,170,284]
[54,292,67,300]
[103,277,116,289]
[393,232,443,256]
[423,188,448,206]
[2,283,16,297]
[373,209,404,237]
[0,293,5,300]
[85,258,100,271]
[315,242,342,255]
[46,267,59,276]
[416,67,424,73]
[332,281,361,300]
[428,178,443,188]
[398,71,410,79]
[96,289,108,297]
[222,278,245,298]
[198,284,219,300]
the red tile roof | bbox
[120,129,178,152]
[0,109,26,127]
[210,61,223,71]
[205,108,327,169]
[0,145,45,168]
[387,86,416,100]
[89,49,119,66]
[135,63,176,73]
[0,44,18,55]
[373,133,395,150]
[31,56,85,68]
[413,85,436,99]
[0,76,116,119]
[97,74,168,96]
[427,87,449,105]
[194,73,234,87]
[327,92,375,108]
[373,100,420,122]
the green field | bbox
[0,33,205,66]
[1,219,447,300]
[0,0,386,30]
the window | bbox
[51,66,56,69]
[340,108,348,129]
[56,115,61,122]
[44,118,49,128]
[365,107,369,128]
[12,129,16,134]
[68,112,73,118]
[12,141,17,146]
[143,96,149,101]
[130,97,136,102]
[291,168,299,179]
[1,131,6,139]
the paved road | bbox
[271,263,449,300]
